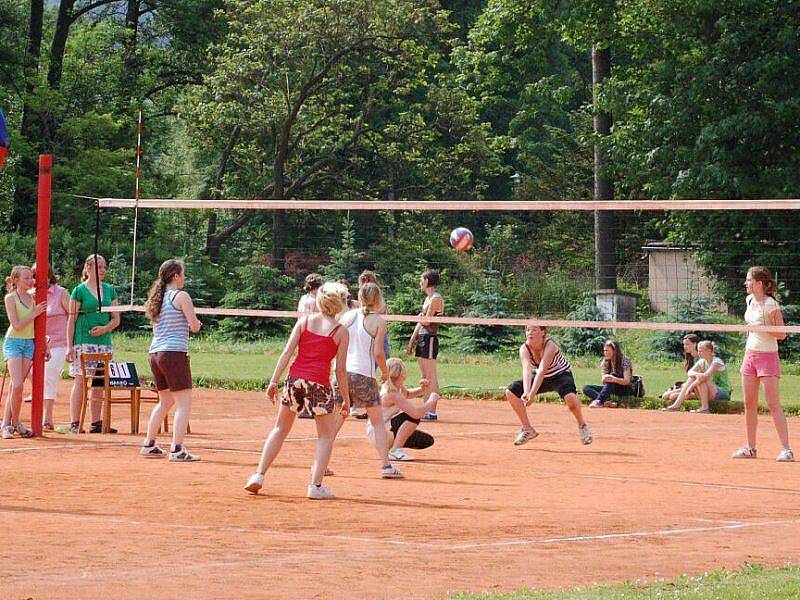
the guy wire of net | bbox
[96,198,800,335]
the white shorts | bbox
[45,346,68,400]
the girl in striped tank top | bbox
[505,325,592,446]
[139,260,202,462]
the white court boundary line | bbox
[538,470,800,497]
[0,506,797,552]
[8,518,800,587]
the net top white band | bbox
[99,198,800,211]
[103,305,800,334]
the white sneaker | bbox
[388,448,414,461]
[16,423,34,438]
[777,448,794,462]
[732,446,757,459]
[140,443,167,458]
[513,427,539,446]
[307,484,335,500]
[381,464,404,479]
[1,425,14,439]
[244,473,265,494]
[169,446,200,462]
[589,399,603,408]
[579,424,593,445]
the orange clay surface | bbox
[3,381,800,599]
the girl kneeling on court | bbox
[245,282,351,499]
[2,266,47,438]
[505,325,592,446]
[733,267,793,462]
[370,358,439,462]
[140,259,202,461]
[583,339,633,407]
[334,282,403,478]
[663,340,730,413]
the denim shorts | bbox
[3,337,34,361]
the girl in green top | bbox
[665,341,730,413]
[65,254,120,433]
[2,266,47,439]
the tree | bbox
[187,0,506,272]
[321,214,362,283]
[605,0,800,306]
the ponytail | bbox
[748,266,778,301]
[358,282,383,316]
[144,259,185,323]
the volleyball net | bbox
[94,197,800,336]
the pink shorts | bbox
[740,349,781,378]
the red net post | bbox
[32,155,52,436]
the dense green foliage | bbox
[2,0,799,341]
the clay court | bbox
[3,383,800,599]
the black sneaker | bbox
[298,409,314,419]
[90,420,117,434]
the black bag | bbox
[630,375,645,398]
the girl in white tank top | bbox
[334,283,403,479]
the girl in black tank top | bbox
[406,270,443,420]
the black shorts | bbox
[507,370,577,400]
[390,412,434,450]
[415,334,439,360]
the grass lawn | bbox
[111,334,800,411]
[448,564,800,599]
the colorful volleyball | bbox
[449,227,474,251]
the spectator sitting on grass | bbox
[663,341,730,413]
[660,334,700,403]
[583,339,633,408]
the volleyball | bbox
[449,227,474,251]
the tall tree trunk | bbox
[592,44,616,291]
[120,0,141,106]
[271,164,286,272]
[20,0,44,138]
[204,125,242,263]
[47,0,77,90]
[14,0,46,230]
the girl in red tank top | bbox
[244,282,351,500]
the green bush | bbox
[779,304,800,360]
[646,297,738,361]
[554,296,611,356]
[320,214,363,284]
[217,260,296,340]
[387,272,422,349]
[456,269,515,353]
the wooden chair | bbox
[134,385,177,435]
[78,352,136,434]
[77,354,189,435]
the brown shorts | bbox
[149,351,192,392]
[334,372,380,408]
[282,377,336,415]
